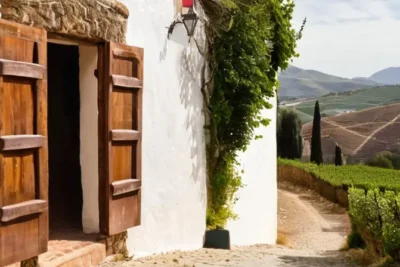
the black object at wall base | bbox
[203,229,231,250]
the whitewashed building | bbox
[0,0,277,266]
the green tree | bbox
[310,101,323,165]
[335,144,343,166]
[277,109,303,159]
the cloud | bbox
[291,0,400,78]
[293,0,399,26]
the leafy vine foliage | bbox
[199,0,305,228]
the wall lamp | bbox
[167,0,199,39]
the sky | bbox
[290,0,400,78]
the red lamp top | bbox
[182,0,193,7]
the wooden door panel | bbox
[0,19,48,266]
[98,42,143,235]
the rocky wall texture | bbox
[1,0,128,43]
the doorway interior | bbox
[47,42,83,234]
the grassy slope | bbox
[278,66,380,99]
[281,86,400,123]
[279,158,400,191]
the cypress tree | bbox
[277,109,303,159]
[310,101,323,165]
[335,144,343,166]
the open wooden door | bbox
[0,19,48,266]
[98,42,143,235]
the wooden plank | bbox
[1,200,48,222]
[36,29,49,254]
[111,130,140,141]
[136,48,144,226]
[0,19,48,266]
[0,19,44,43]
[47,32,96,46]
[0,59,45,79]
[112,75,143,89]
[0,74,4,267]
[110,42,137,235]
[108,42,120,235]
[113,50,140,60]
[0,32,37,267]
[111,179,142,197]
[98,42,111,234]
[0,135,44,151]
[101,42,144,235]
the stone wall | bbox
[1,0,128,43]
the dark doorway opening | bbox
[47,43,83,233]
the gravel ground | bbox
[99,246,356,267]
[99,182,356,267]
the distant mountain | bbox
[278,66,380,100]
[351,77,379,85]
[368,67,400,85]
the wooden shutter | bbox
[0,19,48,266]
[98,42,143,235]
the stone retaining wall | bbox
[278,165,349,208]
[0,0,128,43]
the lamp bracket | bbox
[167,8,198,40]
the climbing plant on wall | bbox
[198,0,305,229]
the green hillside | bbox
[280,85,400,123]
[278,66,381,100]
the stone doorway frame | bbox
[0,0,129,44]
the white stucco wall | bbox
[75,0,277,256]
[79,46,100,233]
[227,96,278,245]
[118,0,207,258]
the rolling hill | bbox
[281,85,400,124]
[278,66,381,100]
[301,103,400,163]
[368,67,400,85]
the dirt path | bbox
[278,181,351,251]
[99,182,356,267]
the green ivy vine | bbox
[198,0,305,229]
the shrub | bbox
[278,158,400,191]
[367,154,394,169]
[348,188,400,260]
[389,153,400,169]
[206,154,243,229]
[366,151,400,170]
[379,191,400,260]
